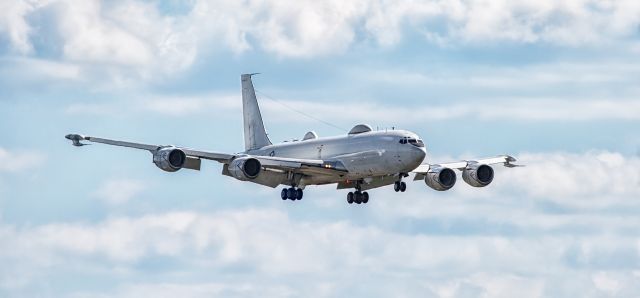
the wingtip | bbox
[65,133,85,140]
[65,134,87,146]
[503,155,524,167]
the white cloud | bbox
[1,151,640,296]
[0,0,40,54]
[0,148,45,172]
[245,0,366,57]
[0,57,82,82]
[57,1,153,66]
[0,0,196,83]
[93,179,146,205]
[2,0,640,76]
[1,205,640,297]
[498,151,640,202]
[374,151,640,223]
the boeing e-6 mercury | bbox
[66,74,520,205]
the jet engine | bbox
[153,147,186,172]
[462,163,494,187]
[228,157,262,180]
[425,167,456,191]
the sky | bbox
[0,0,640,297]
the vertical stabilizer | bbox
[241,74,272,151]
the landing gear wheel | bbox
[296,188,303,200]
[347,192,354,204]
[354,191,362,204]
[287,188,296,200]
[394,182,400,192]
[281,188,288,200]
[362,192,369,204]
[400,182,407,192]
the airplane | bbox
[66,73,520,205]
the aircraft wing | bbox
[66,134,347,176]
[65,134,234,163]
[412,155,521,179]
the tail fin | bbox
[241,73,272,151]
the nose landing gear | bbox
[394,173,409,193]
[394,181,407,192]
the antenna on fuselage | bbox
[255,90,347,133]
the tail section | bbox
[241,74,272,151]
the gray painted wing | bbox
[66,134,234,163]
[412,155,521,180]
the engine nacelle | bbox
[228,157,262,180]
[425,167,456,191]
[462,163,494,187]
[153,147,186,172]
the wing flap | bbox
[183,156,202,171]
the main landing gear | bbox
[281,187,303,201]
[347,191,369,205]
[347,181,369,205]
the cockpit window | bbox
[399,137,425,147]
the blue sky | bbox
[1,0,640,297]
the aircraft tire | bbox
[394,182,400,192]
[281,188,288,200]
[287,188,296,200]
[296,188,303,200]
[347,192,354,204]
[354,192,362,204]
[400,182,407,192]
[362,192,369,203]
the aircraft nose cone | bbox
[406,146,426,169]
[415,147,426,162]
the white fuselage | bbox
[247,129,427,186]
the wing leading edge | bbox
[65,134,234,163]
